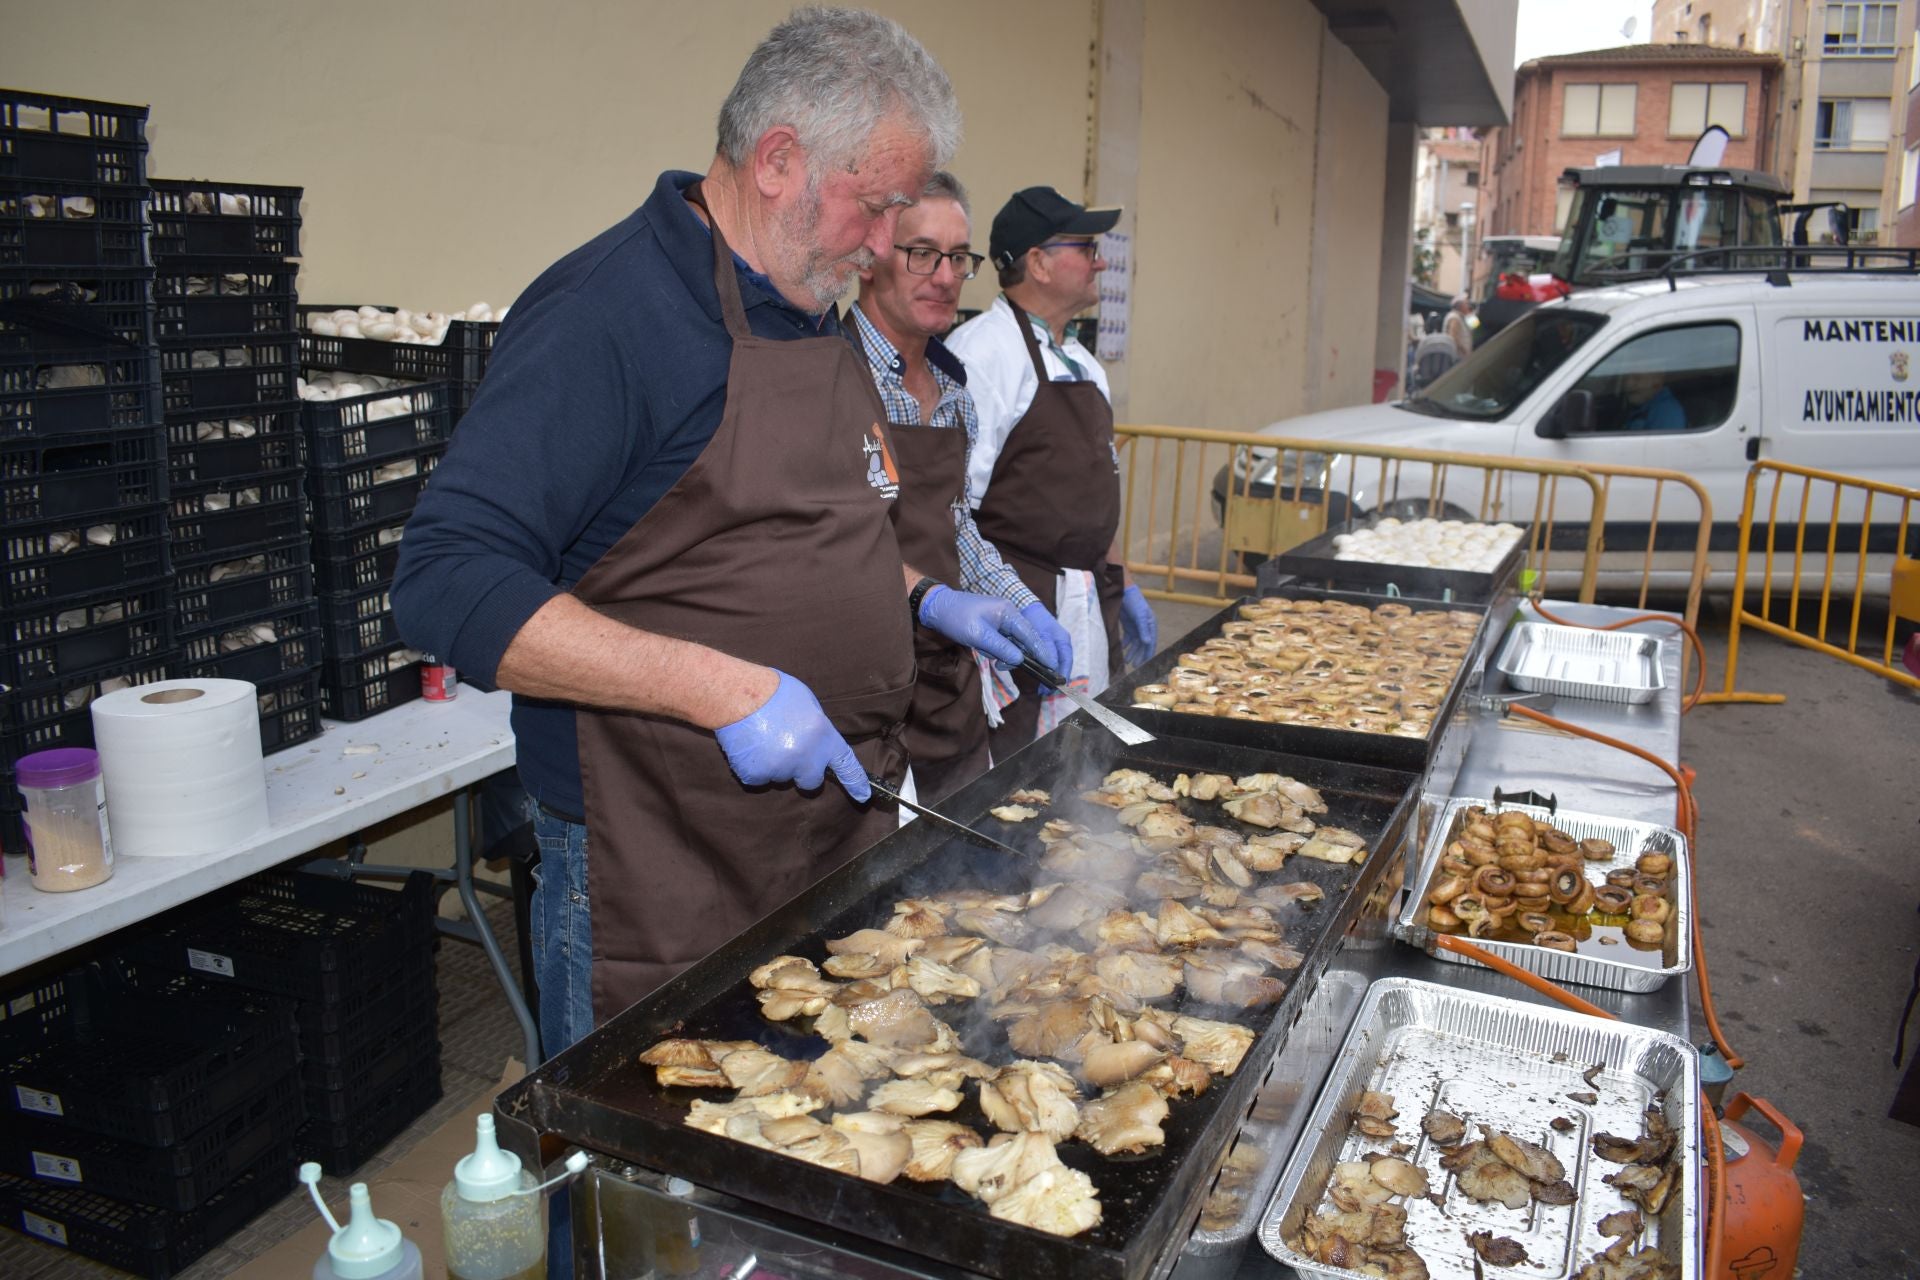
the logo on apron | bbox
[863,424,900,500]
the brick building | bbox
[1478,44,1783,241]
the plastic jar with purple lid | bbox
[14,747,114,892]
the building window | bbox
[1465,170,1479,187]
[1815,98,1891,150]
[1562,83,1638,137]
[1669,83,1748,137]
[1824,3,1899,57]
[1903,146,1919,211]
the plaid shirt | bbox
[848,304,1037,610]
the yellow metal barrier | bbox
[1573,462,1714,632]
[1709,460,1920,701]
[1116,424,1620,608]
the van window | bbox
[1404,309,1607,420]
[1557,323,1741,434]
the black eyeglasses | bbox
[895,245,985,279]
[1038,239,1100,257]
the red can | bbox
[420,654,459,702]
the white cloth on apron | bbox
[976,568,1109,734]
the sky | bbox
[1513,0,1656,66]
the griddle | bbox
[1264,517,1525,605]
[493,718,1418,1280]
[1097,589,1495,775]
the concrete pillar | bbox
[1374,121,1419,392]
[1088,0,1144,421]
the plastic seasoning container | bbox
[15,748,114,892]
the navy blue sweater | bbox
[390,171,840,818]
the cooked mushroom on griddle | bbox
[830,1111,913,1184]
[868,1079,963,1116]
[900,1118,984,1181]
[1010,788,1051,805]
[1467,1230,1530,1267]
[990,804,1041,822]
[978,1059,1082,1142]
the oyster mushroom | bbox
[826,928,924,967]
[1222,792,1300,830]
[845,989,945,1048]
[1183,954,1288,1008]
[750,955,835,993]
[1006,999,1097,1060]
[1367,1156,1428,1198]
[1445,1142,1532,1210]
[989,1164,1103,1236]
[898,954,982,1004]
[1296,827,1369,864]
[1080,1039,1167,1088]
[1421,1109,1467,1146]
[951,1130,1063,1202]
[918,934,987,966]
[890,1052,996,1089]
[990,804,1041,822]
[1467,1230,1530,1267]
[1253,880,1326,908]
[869,1078,963,1116]
[802,1041,895,1107]
[1156,898,1227,948]
[885,901,952,939]
[684,1091,823,1134]
[1487,1130,1566,1184]
[1093,949,1184,1000]
[1171,1014,1255,1076]
[831,1112,913,1183]
[718,1048,810,1097]
[1238,832,1308,871]
[1074,1079,1170,1155]
[901,1118,984,1181]
[978,1060,1083,1142]
[1174,772,1234,800]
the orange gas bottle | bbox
[1716,1094,1805,1280]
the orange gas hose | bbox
[1435,936,1731,1278]
[1526,596,1710,711]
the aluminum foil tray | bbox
[1496,622,1665,704]
[1395,799,1692,994]
[1259,978,1700,1280]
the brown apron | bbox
[569,184,915,1017]
[972,298,1125,748]
[847,316,990,804]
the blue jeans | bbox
[530,810,596,1059]
[530,810,594,1279]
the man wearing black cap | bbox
[946,185,1159,749]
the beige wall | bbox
[1306,30,1388,412]
[1128,0,1327,429]
[1,0,1092,315]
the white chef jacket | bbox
[944,295,1112,511]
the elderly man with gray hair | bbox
[394,7,1056,1056]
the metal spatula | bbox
[1018,658,1157,746]
[866,775,1028,858]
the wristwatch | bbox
[908,576,944,621]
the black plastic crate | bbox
[0,91,148,189]
[302,1017,438,1103]
[0,268,154,348]
[177,599,319,684]
[255,665,321,755]
[0,504,166,611]
[166,470,304,559]
[165,400,301,486]
[320,641,423,721]
[0,1149,293,1279]
[149,179,300,260]
[299,301,489,382]
[312,521,405,594]
[1,577,172,686]
[0,965,299,1147]
[307,446,442,535]
[0,341,159,438]
[0,179,148,269]
[0,427,165,521]
[0,656,173,776]
[117,870,437,1005]
[295,947,436,1068]
[154,258,296,343]
[172,537,310,631]
[300,375,450,469]
[319,581,402,660]
[158,338,295,414]
[293,1060,442,1178]
[0,1070,304,1211]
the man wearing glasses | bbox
[946,186,1159,749]
[844,172,1073,802]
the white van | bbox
[1234,270,1920,588]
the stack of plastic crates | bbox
[301,300,499,423]
[153,177,320,753]
[1,90,173,856]
[301,366,452,720]
[119,869,442,1177]
[0,961,303,1277]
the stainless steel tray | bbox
[1395,798,1692,994]
[1178,968,1371,1278]
[1496,622,1665,704]
[1259,978,1700,1280]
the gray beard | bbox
[775,185,875,312]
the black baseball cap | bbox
[989,187,1121,269]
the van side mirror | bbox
[1831,205,1851,246]
[1539,390,1595,439]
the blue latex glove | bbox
[917,585,1046,669]
[1019,602,1074,681]
[714,671,869,801]
[1120,584,1158,668]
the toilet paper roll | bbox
[91,678,270,857]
